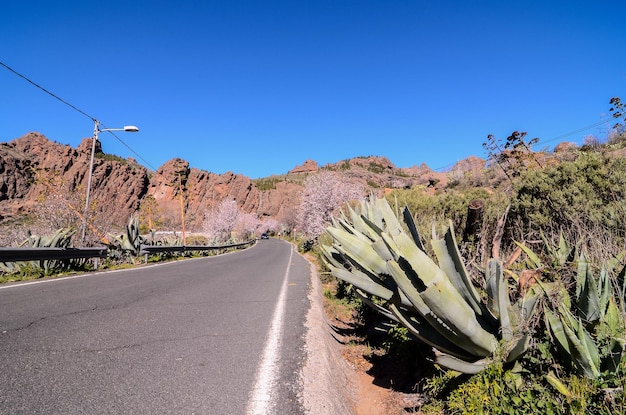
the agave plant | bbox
[0,227,77,275]
[321,197,541,374]
[523,244,626,380]
[108,216,146,256]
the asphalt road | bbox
[0,238,311,414]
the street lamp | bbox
[80,120,139,246]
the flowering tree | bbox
[234,212,260,240]
[258,217,280,235]
[202,199,239,242]
[296,171,365,238]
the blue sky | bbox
[2,1,625,178]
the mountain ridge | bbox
[0,132,484,234]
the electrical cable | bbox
[0,61,97,122]
[1,60,158,171]
[103,130,159,171]
[2,60,619,176]
[432,117,616,172]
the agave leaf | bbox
[389,303,474,359]
[557,232,576,265]
[604,298,625,334]
[354,289,398,322]
[402,206,425,253]
[386,260,433,317]
[575,316,601,375]
[516,285,542,323]
[598,265,611,318]
[488,261,535,343]
[431,223,486,318]
[346,203,382,240]
[487,259,513,341]
[434,351,492,374]
[557,308,601,379]
[321,243,387,287]
[540,230,556,264]
[358,213,385,239]
[383,229,498,356]
[420,283,498,355]
[375,197,405,234]
[326,260,394,301]
[485,260,503,317]
[333,215,357,235]
[361,197,384,230]
[538,231,573,267]
[327,227,388,276]
[514,241,543,269]
[370,236,394,262]
[382,230,449,289]
[575,252,601,323]
[387,260,497,356]
[505,334,530,363]
[506,290,541,360]
[545,307,572,356]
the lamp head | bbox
[123,126,139,132]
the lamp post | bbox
[80,120,139,246]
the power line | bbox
[103,130,158,171]
[539,118,613,145]
[431,118,615,172]
[1,60,157,170]
[0,61,97,122]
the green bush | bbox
[510,152,626,259]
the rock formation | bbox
[0,132,500,236]
[289,160,319,174]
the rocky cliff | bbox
[0,132,486,233]
[0,133,148,225]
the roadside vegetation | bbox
[314,103,626,413]
[2,97,626,413]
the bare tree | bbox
[28,168,113,246]
[139,195,164,233]
[296,171,365,238]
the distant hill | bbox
[1,132,473,232]
[7,131,608,236]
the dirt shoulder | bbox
[301,261,357,414]
[301,259,418,414]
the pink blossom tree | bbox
[202,199,239,242]
[234,212,260,240]
[296,171,365,238]
[258,217,280,235]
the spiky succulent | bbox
[108,216,145,256]
[537,251,625,379]
[0,227,78,275]
[322,197,540,374]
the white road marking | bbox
[246,246,293,415]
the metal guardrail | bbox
[139,240,255,256]
[0,240,255,267]
[0,247,108,262]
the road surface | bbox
[0,238,312,414]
